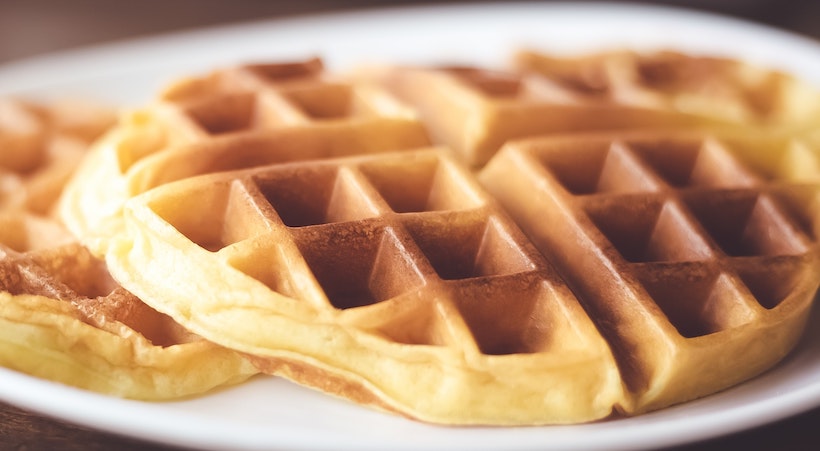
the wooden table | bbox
[2,1,820,450]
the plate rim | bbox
[2,2,820,450]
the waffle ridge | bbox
[53,50,820,424]
[58,58,431,247]
[0,98,115,215]
[479,131,820,412]
[365,49,820,167]
[107,149,627,424]
[0,97,257,399]
[0,211,258,399]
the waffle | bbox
[0,97,257,399]
[0,211,258,399]
[105,130,820,421]
[104,149,627,424]
[364,49,820,167]
[479,131,820,412]
[58,57,430,247]
[58,51,820,423]
[0,98,116,215]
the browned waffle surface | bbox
[514,49,820,126]
[104,149,627,424]
[0,211,258,399]
[479,131,820,412]
[154,57,429,148]
[363,50,820,167]
[58,57,431,248]
[0,96,257,398]
[0,98,115,215]
[46,52,820,424]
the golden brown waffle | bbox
[479,131,820,413]
[0,211,258,399]
[102,131,820,422]
[58,58,430,246]
[0,98,115,215]
[364,50,820,167]
[515,49,820,127]
[0,96,256,398]
[56,52,820,424]
[104,149,627,424]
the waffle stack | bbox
[0,99,257,399]
[4,49,819,424]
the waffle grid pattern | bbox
[166,58,369,135]
[479,133,820,411]
[376,50,820,167]
[0,215,78,300]
[50,52,820,423]
[60,58,431,244]
[118,57,427,176]
[0,213,187,346]
[526,135,817,337]
[556,135,813,328]
[148,150,602,358]
[514,50,795,118]
[0,99,114,214]
[0,211,258,399]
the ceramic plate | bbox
[1,3,820,450]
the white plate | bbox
[2,2,820,450]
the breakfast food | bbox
[103,149,628,424]
[8,49,818,424]
[0,98,257,399]
[0,98,115,215]
[479,131,820,413]
[363,49,820,167]
[58,58,430,248]
[514,49,820,129]
[98,128,820,422]
[0,212,258,398]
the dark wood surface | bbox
[2,1,820,450]
[0,401,181,451]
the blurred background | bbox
[1,0,819,65]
